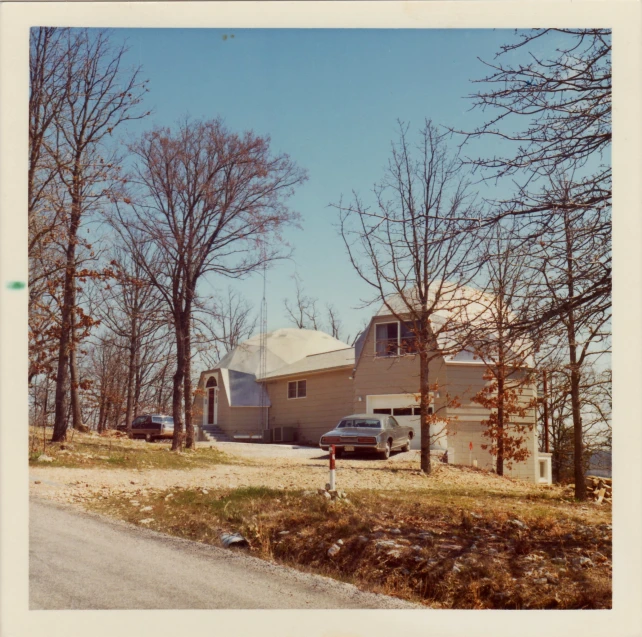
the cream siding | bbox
[353,315,449,414]
[266,369,354,444]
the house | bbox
[193,296,552,484]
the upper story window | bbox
[375,322,399,356]
[287,379,307,399]
[375,321,418,357]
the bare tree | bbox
[47,29,148,442]
[335,120,482,474]
[96,243,165,434]
[467,222,538,475]
[29,27,70,384]
[283,274,348,341]
[454,29,611,499]
[113,117,306,450]
[525,175,610,497]
[283,274,320,329]
[193,287,257,368]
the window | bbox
[387,417,400,429]
[373,408,392,415]
[375,321,419,357]
[338,418,381,429]
[413,406,433,416]
[206,377,217,388]
[400,322,419,354]
[375,322,399,357]
[287,379,307,399]
[152,416,162,423]
[133,416,146,427]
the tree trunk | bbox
[564,211,586,500]
[51,174,82,442]
[496,373,505,476]
[184,325,194,449]
[52,255,75,441]
[171,318,186,451]
[419,348,432,474]
[69,300,84,430]
[125,311,138,437]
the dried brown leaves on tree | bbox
[29,27,150,442]
[113,118,307,450]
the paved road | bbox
[30,499,419,610]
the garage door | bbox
[366,394,446,450]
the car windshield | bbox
[337,419,381,429]
[163,417,174,426]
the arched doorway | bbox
[206,377,218,426]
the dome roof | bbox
[216,328,350,376]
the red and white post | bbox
[329,444,336,490]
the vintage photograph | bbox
[25,24,612,611]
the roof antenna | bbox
[258,262,268,435]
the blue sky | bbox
[109,28,535,344]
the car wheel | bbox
[380,440,391,460]
[145,434,151,443]
[401,439,411,453]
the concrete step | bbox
[201,425,232,442]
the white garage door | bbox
[366,394,447,450]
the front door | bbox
[207,388,218,425]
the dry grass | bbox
[28,427,236,470]
[88,482,612,609]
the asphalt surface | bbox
[30,499,419,610]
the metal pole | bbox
[329,444,336,490]
[543,370,550,454]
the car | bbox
[130,414,175,442]
[319,413,414,459]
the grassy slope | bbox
[87,482,612,609]
[28,428,235,470]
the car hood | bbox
[324,427,383,436]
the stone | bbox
[202,489,209,495]
[317,488,327,495]
[508,519,528,530]
[325,483,332,491]
[533,578,548,585]
[357,536,369,543]
[389,528,402,535]
[327,544,341,557]
[302,490,316,497]
[573,556,594,568]
[336,539,344,546]
[139,518,154,525]
[34,480,41,485]
[37,455,54,463]
[387,549,402,558]
[278,530,290,536]
[322,491,332,500]
[140,506,153,512]
[376,540,400,549]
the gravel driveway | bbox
[30,441,539,508]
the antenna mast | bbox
[258,264,268,433]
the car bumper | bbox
[319,442,385,453]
